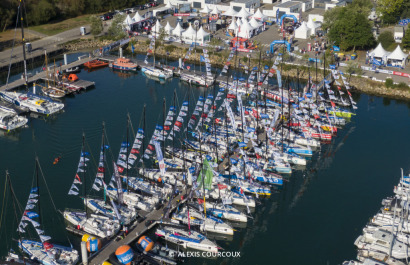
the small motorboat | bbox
[84,60,109,69]
[110,57,138,71]
[63,66,81,74]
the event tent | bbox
[251,9,266,21]
[228,18,238,31]
[235,8,252,19]
[196,26,211,44]
[123,15,133,30]
[172,22,185,39]
[210,6,221,15]
[133,12,145,23]
[201,5,211,14]
[236,18,242,27]
[295,21,311,39]
[151,22,163,37]
[307,17,320,35]
[222,6,238,17]
[387,45,408,67]
[369,43,390,59]
[238,19,254,38]
[249,17,262,29]
[182,24,198,43]
[164,21,174,35]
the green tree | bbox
[377,31,395,49]
[376,0,404,24]
[29,0,56,25]
[324,6,375,51]
[107,14,126,39]
[402,28,410,49]
[90,15,103,36]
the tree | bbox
[377,31,395,49]
[28,0,56,25]
[107,14,126,39]
[325,7,375,51]
[403,28,410,49]
[90,15,103,36]
[376,0,404,24]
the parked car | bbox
[123,8,132,14]
[101,13,114,20]
[149,2,157,7]
[144,3,151,8]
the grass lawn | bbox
[29,14,94,36]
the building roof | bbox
[276,1,301,8]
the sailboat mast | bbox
[102,122,106,202]
[153,32,156,67]
[20,0,28,86]
[172,90,176,159]
[256,49,262,132]
[163,98,166,156]
[35,157,42,226]
[213,82,218,162]
[82,133,88,216]
[126,114,130,192]
[142,105,146,177]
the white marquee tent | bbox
[387,45,408,67]
[172,22,185,39]
[196,26,211,44]
[210,6,221,15]
[228,19,238,31]
[222,6,238,17]
[251,9,266,21]
[133,12,145,23]
[182,24,198,43]
[369,43,390,60]
[295,21,311,39]
[164,21,174,35]
[123,15,134,30]
[238,19,254,38]
[235,8,252,19]
[201,5,211,14]
[249,17,262,29]
[151,22,164,37]
[307,17,321,35]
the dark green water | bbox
[1,53,410,264]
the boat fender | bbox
[77,225,81,230]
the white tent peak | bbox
[165,1,174,8]
[228,18,238,30]
[222,6,238,17]
[197,26,210,38]
[252,9,266,20]
[201,5,211,13]
[123,15,133,26]
[152,22,163,33]
[387,45,408,60]
[249,17,262,28]
[172,22,184,36]
[164,21,174,34]
[370,43,390,58]
[235,8,251,19]
[211,6,221,15]
[133,12,144,23]
[307,17,320,29]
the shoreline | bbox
[63,38,410,101]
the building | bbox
[394,26,405,43]
[324,0,346,10]
[273,1,302,15]
[230,0,261,12]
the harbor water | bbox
[0,54,410,264]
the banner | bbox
[154,141,166,177]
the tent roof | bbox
[201,5,211,13]
[210,6,221,15]
[228,19,238,30]
[236,18,242,26]
[123,15,133,26]
[238,19,254,38]
[222,6,238,17]
[249,17,262,28]
[251,8,266,20]
[172,22,184,35]
[164,21,174,32]
[133,12,145,23]
[387,45,408,60]
[197,26,210,38]
[235,8,252,19]
[370,43,390,58]
[307,17,320,29]
[296,21,309,32]
[152,22,163,33]
[182,23,197,38]
[165,1,174,8]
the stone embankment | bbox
[65,38,410,100]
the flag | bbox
[131,43,135,53]
[154,141,166,177]
[197,159,214,190]
[218,184,227,190]
[197,198,204,204]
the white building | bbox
[394,26,405,43]
[325,0,346,10]
[273,1,302,15]
[230,0,261,12]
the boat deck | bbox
[40,78,95,90]
[0,101,29,114]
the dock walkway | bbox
[88,189,190,265]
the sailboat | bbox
[15,159,80,265]
[63,134,121,238]
[0,105,28,131]
[140,28,173,79]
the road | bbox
[0,25,90,71]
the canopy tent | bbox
[210,6,221,15]
[172,22,185,38]
[236,18,242,27]
[369,43,390,59]
[164,21,174,35]
[153,5,173,16]
[222,6,238,17]
[387,45,408,67]
[307,17,320,35]
[235,8,252,19]
[196,26,211,44]
[200,5,211,14]
[295,21,311,39]
[228,18,238,31]
[165,1,175,9]
[238,19,254,38]
[133,12,145,23]
[251,9,266,21]
[123,15,133,30]
[181,24,198,43]
[151,22,163,37]
[249,17,262,29]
